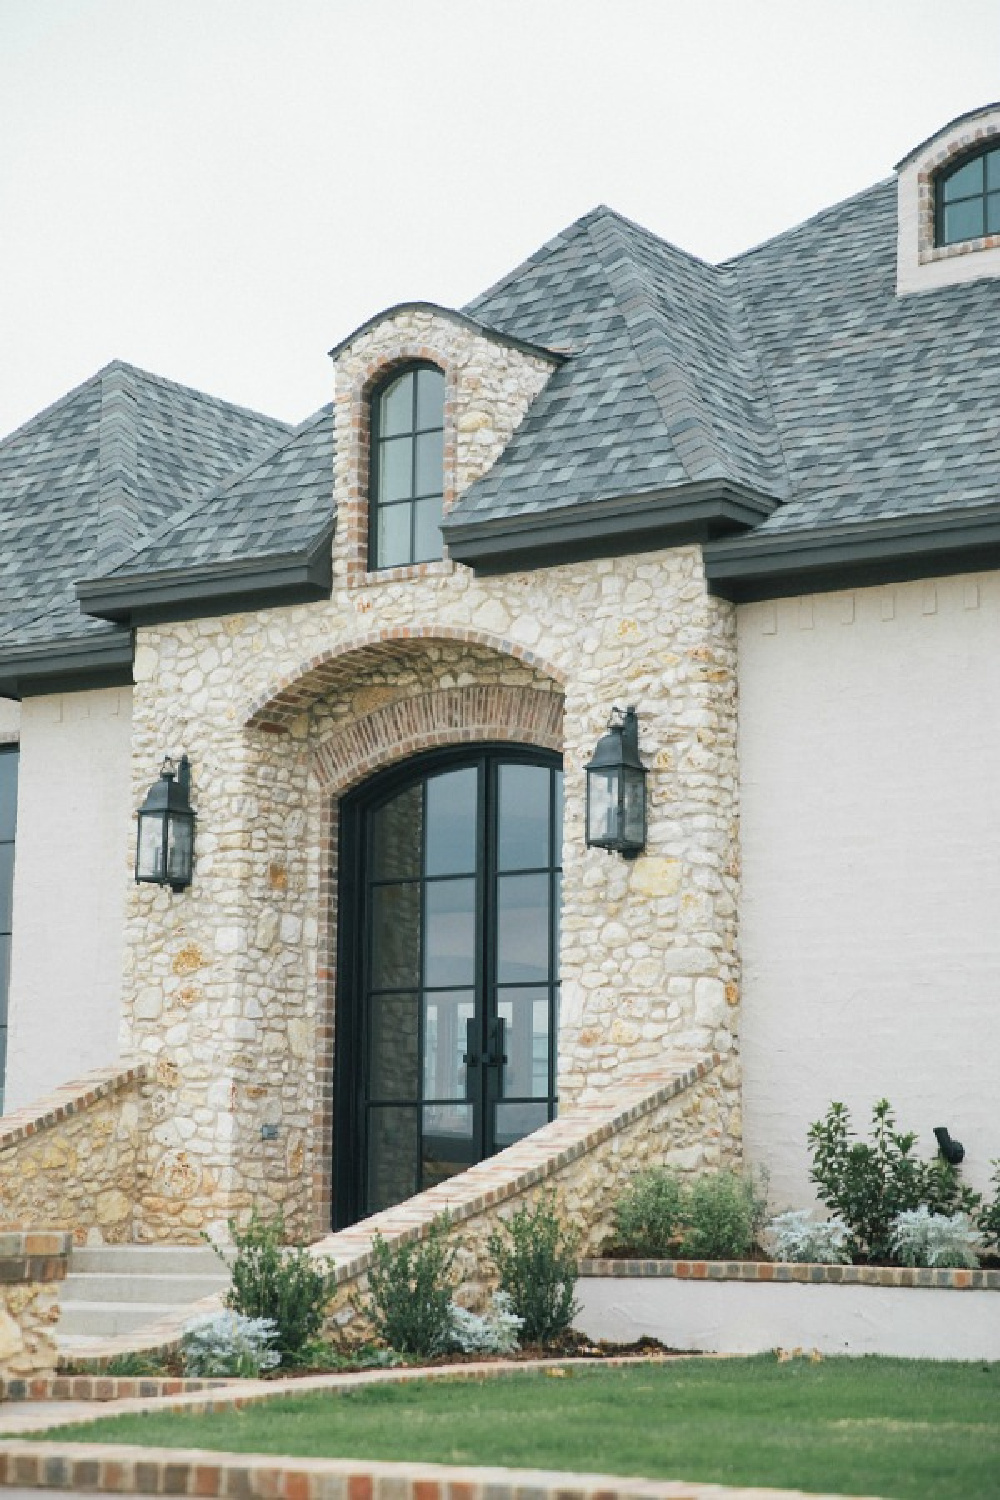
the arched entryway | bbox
[335,745,562,1227]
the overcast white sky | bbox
[2,0,999,439]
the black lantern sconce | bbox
[135,755,196,891]
[585,706,647,858]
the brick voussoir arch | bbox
[245,626,568,731]
[313,684,564,795]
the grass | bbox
[32,1356,1000,1499]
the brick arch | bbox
[245,626,567,732]
[313,683,564,796]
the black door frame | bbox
[333,742,562,1229]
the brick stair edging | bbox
[0,1376,235,1403]
[579,1258,1000,1290]
[0,1443,865,1500]
[0,1062,149,1151]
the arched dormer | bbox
[896,103,1000,295]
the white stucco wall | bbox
[4,687,133,1112]
[0,702,20,741]
[738,574,1000,1209]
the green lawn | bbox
[35,1357,1000,1500]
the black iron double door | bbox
[336,747,562,1226]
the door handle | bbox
[463,1016,481,1104]
[485,1017,507,1070]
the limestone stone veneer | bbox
[122,306,742,1242]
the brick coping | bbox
[580,1258,1000,1290]
[0,1376,234,1404]
[0,1441,863,1500]
[0,1061,149,1151]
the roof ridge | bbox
[0,367,104,451]
[93,402,334,584]
[107,359,292,431]
[462,206,614,315]
[722,177,893,266]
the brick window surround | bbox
[304,681,565,1236]
[916,125,1000,264]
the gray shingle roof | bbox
[0,362,289,658]
[726,178,1000,536]
[94,403,334,580]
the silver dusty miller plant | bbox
[890,1207,982,1269]
[767,1210,851,1265]
[180,1310,280,1378]
[446,1292,523,1355]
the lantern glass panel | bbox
[622,771,646,848]
[587,768,620,847]
[166,815,194,885]
[137,812,167,881]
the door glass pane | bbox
[377,501,411,568]
[944,198,985,243]
[494,1100,548,1151]
[425,768,477,876]
[371,883,421,990]
[412,496,444,564]
[0,845,13,934]
[0,754,17,843]
[423,990,475,1101]
[414,430,444,498]
[0,935,10,1023]
[424,877,475,987]
[496,872,549,983]
[379,438,413,503]
[380,372,414,436]
[371,783,422,881]
[367,1107,418,1212]
[496,988,550,1098]
[422,1102,474,1189]
[369,992,419,1101]
[497,764,550,871]
[554,770,563,866]
[415,367,444,429]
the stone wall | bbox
[319,1054,730,1336]
[122,305,742,1242]
[0,1231,70,1378]
[0,1063,148,1244]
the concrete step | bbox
[68,1244,227,1275]
[60,1271,228,1306]
[58,1300,201,1338]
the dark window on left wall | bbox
[0,747,17,1114]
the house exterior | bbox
[1,106,998,1244]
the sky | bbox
[2,0,999,439]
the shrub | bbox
[180,1310,280,1378]
[976,1161,1000,1253]
[487,1194,579,1345]
[891,1207,982,1269]
[365,1214,457,1357]
[446,1292,523,1356]
[212,1206,336,1366]
[678,1169,769,1260]
[613,1168,686,1256]
[767,1210,851,1265]
[807,1099,982,1264]
[104,1352,166,1377]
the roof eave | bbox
[76,524,335,627]
[703,504,1000,601]
[0,629,134,701]
[443,482,778,573]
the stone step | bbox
[68,1244,227,1276]
[60,1271,228,1306]
[58,1300,200,1338]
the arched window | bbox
[369,363,445,570]
[936,144,1000,246]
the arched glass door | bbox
[335,747,562,1226]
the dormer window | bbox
[936,144,1000,246]
[370,363,445,570]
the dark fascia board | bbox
[327,301,568,366]
[443,482,778,573]
[704,504,1000,601]
[0,629,134,701]
[76,524,334,627]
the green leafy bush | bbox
[213,1206,336,1366]
[612,1168,767,1259]
[975,1161,1000,1253]
[487,1194,579,1345]
[365,1214,457,1357]
[680,1170,769,1259]
[808,1099,983,1264]
[613,1168,686,1256]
